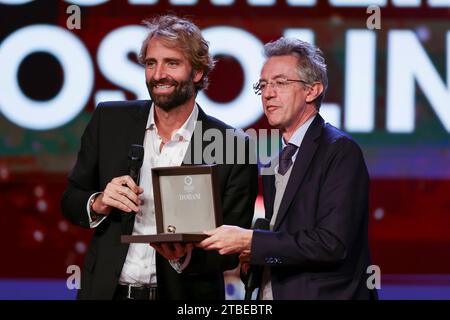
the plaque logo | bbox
[180,175,200,200]
[184,176,193,186]
[183,175,195,192]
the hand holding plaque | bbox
[121,165,223,244]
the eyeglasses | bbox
[253,78,310,95]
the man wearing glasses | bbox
[198,37,377,300]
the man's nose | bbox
[262,84,276,100]
[153,64,167,81]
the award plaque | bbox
[121,165,222,244]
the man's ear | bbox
[193,69,204,83]
[305,82,324,104]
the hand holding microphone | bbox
[91,145,144,215]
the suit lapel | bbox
[129,100,151,148]
[273,114,324,230]
[121,100,151,235]
[114,100,151,277]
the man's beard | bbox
[147,74,196,111]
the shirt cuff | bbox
[86,192,107,228]
[168,250,192,273]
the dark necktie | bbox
[278,143,298,176]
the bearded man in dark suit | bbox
[61,15,257,300]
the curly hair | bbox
[138,15,215,92]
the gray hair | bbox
[138,15,215,92]
[263,37,328,109]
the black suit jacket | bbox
[252,114,376,300]
[61,100,258,300]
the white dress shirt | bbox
[87,103,199,285]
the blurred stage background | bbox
[1,0,450,300]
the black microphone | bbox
[244,218,270,300]
[126,145,144,216]
[128,144,144,185]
